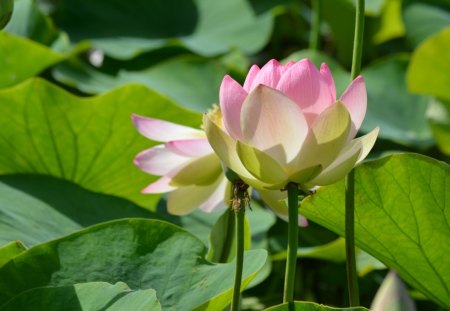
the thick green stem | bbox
[231,180,249,311]
[345,170,359,306]
[350,0,365,80]
[345,0,364,307]
[283,182,299,304]
[309,0,321,51]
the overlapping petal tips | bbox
[276,58,334,123]
[203,112,254,180]
[243,64,260,92]
[339,75,367,139]
[131,114,205,142]
[247,59,285,91]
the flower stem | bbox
[345,170,360,306]
[231,180,249,311]
[283,182,299,304]
[350,0,365,80]
[309,0,321,51]
[346,0,364,307]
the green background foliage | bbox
[0,0,449,310]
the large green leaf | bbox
[403,3,450,47]
[0,79,201,207]
[0,219,267,311]
[47,0,273,59]
[53,56,228,112]
[0,282,161,311]
[0,174,159,246]
[0,32,63,88]
[301,154,450,308]
[0,241,26,267]
[407,27,450,101]
[361,55,433,147]
[265,301,369,310]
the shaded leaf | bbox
[0,174,159,246]
[0,282,161,311]
[53,56,228,113]
[48,0,273,59]
[0,219,267,311]
[403,3,450,47]
[361,55,433,147]
[301,154,450,308]
[5,0,59,45]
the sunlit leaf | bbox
[0,32,63,88]
[407,27,450,101]
[0,219,267,311]
[0,241,26,267]
[0,79,201,207]
[301,154,450,308]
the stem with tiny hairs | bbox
[283,182,299,304]
[231,180,249,311]
[346,0,365,307]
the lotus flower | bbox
[132,114,229,215]
[132,113,308,225]
[203,59,379,191]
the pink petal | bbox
[132,114,204,142]
[339,75,367,138]
[219,75,248,139]
[134,145,188,175]
[276,59,334,123]
[142,176,177,193]
[243,65,260,92]
[248,59,284,92]
[241,85,308,164]
[165,138,213,157]
[320,63,336,101]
